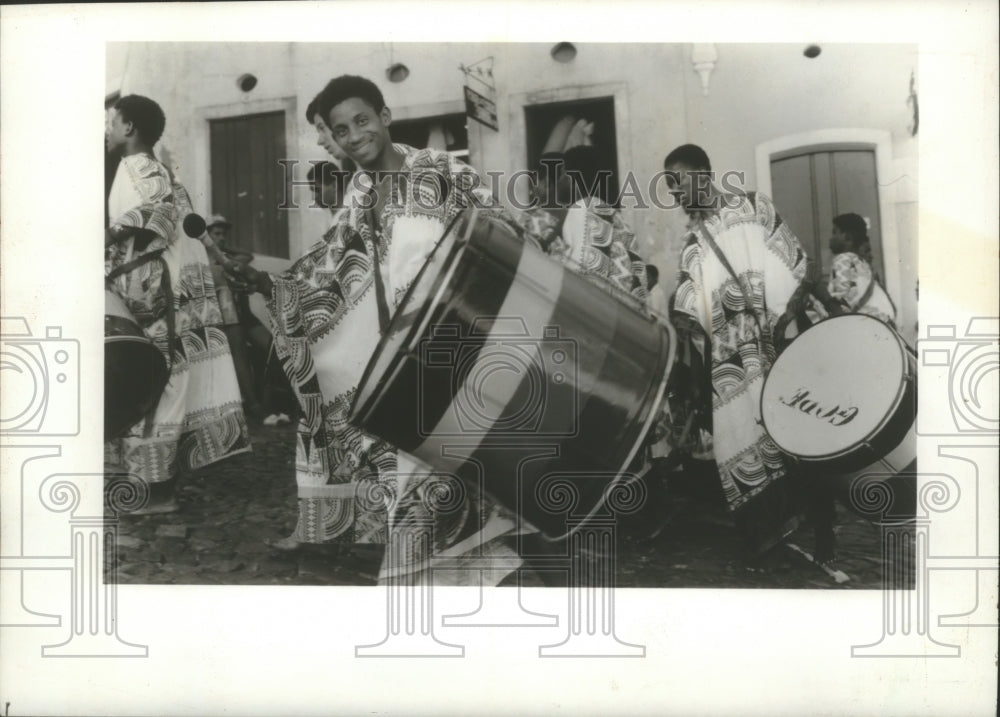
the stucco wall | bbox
[109,42,917,336]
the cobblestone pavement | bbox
[108,423,908,589]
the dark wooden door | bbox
[771,149,883,280]
[210,111,289,258]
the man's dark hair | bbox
[317,75,386,124]
[664,143,711,172]
[833,212,874,264]
[832,212,868,245]
[307,159,357,195]
[305,96,320,123]
[114,95,166,147]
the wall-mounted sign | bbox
[464,85,499,132]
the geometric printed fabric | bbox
[268,144,520,554]
[105,153,250,483]
[671,192,809,545]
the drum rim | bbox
[761,313,912,462]
[350,209,478,423]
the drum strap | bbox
[365,206,393,334]
[105,248,164,283]
[106,249,176,438]
[696,223,766,337]
[105,249,177,373]
[850,275,877,313]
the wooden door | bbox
[209,111,289,258]
[770,149,883,280]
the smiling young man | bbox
[230,75,524,585]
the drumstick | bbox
[785,542,851,584]
[182,213,239,271]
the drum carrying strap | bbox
[849,275,877,313]
[696,223,767,338]
[105,249,176,369]
[365,205,393,334]
[106,249,175,437]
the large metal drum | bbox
[351,210,674,540]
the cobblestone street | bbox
[108,423,908,590]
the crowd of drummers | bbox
[105,73,901,586]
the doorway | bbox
[770,148,883,280]
[209,110,290,259]
[524,97,619,206]
[391,112,469,164]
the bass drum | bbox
[351,210,674,540]
[105,289,169,441]
[761,314,916,523]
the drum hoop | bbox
[761,314,912,462]
[104,335,156,344]
[545,316,678,540]
[350,209,478,424]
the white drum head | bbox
[761,315,905,460]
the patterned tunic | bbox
[828,251,897,326]
[671,192,809,553]
[105,153,250,482]
[518,197,648,307]
[267,145,523,571]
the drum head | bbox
[761,314,906,460]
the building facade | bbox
[108,42,918,341]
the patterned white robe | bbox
[105,153,250,483]
[672,192,809,552]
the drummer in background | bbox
[227,74,528,585]
[306,95,349,161]
[517,137,668,536]
[828,212,897,327]
[307,158,357,219]
[205,215,292,427]
[520,143,648,304]
[662,143,814,556]
[206,214,266,425]
[105,95,250,514]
